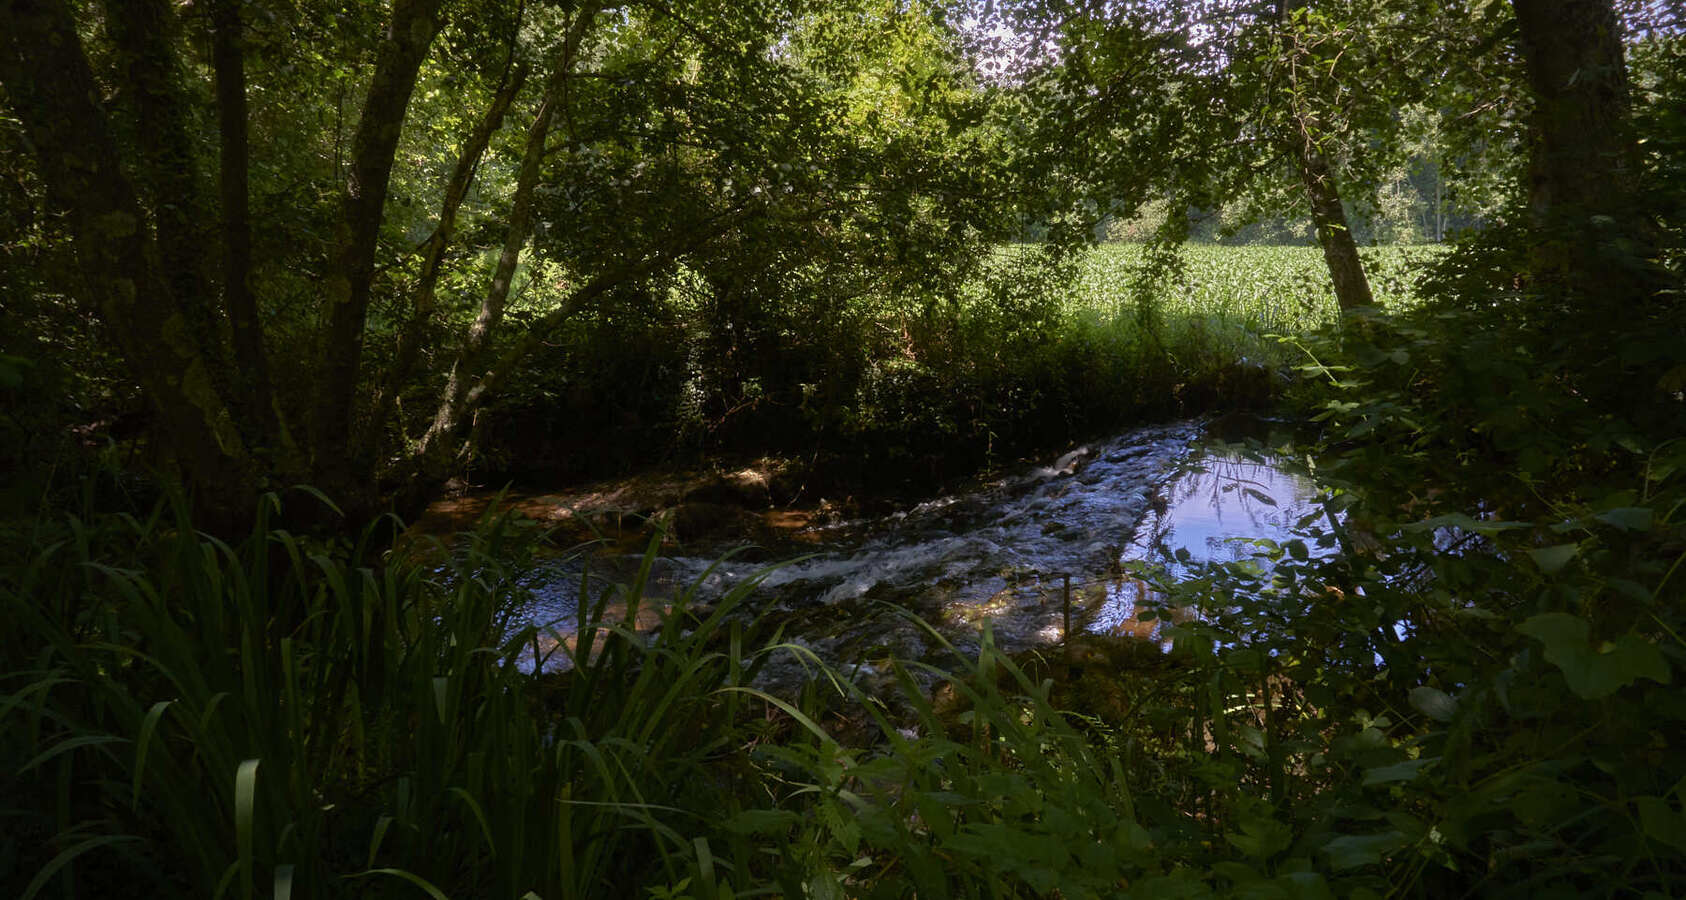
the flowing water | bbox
[515,418,1323,682]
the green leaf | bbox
[1528,544,1579,574]
[1224,815,1293,859]
[1596,507,1652,532]
[1320,831,1407,869]
[1518,614,1672,699]
[21,835,139,900]
[1405,513,1529,537]
[236,759,260,900]
[349,869,451,900]
[1242,488,1279,507]
[20,734,126,773]
[132,700,172,809]
[1635,796,1686,852]
[0,353,32,389]
[1408,686,1457,722]
[1362,757,1436,785]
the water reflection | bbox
[1137,450,1323,571]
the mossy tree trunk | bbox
[1510,0,1659,301]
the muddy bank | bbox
[409,455,862,556]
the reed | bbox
[0,493,791,898]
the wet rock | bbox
[766,466,807,506]
[683,468,774,510]
[670,502,761,541]
[441,476,475,498]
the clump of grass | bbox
[0,493,791,898]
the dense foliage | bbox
[3,0,1684,896]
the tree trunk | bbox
[366,63,529,468]
[1277,0,1374,312]
[212,0,280,450]
[311,0,445,502]
[1510,0,1657,297]
[98,0,225,352]
[1511,0,1640,223]
[0,0,254,527]
[1297,146,1374,310]
[412,3,601,480]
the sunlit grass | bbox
[1075,244,1438,329]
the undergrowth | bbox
[7,241,1683,897]
[475,245,1430,485]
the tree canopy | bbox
[1,0,1680,522]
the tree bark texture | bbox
[1276,0,1374,312]
[0,0,254,524]
[1297,145,1374,311]
[212,0,280,449]
[98,0,226,354]
[1510,0,1661,302]
[1511,0,1641,225]
[311,0,445,496]
[366,63,530,467]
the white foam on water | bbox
[519,420,1326,670]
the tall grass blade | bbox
[20,834,139,900]
[235,758,260,900]
[349,868,452,900]
[130,700,172,808]
[19,734,125,774]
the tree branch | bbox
[365,60,530,462]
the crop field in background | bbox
[1074,244,1440,330]
[1052,244,1442,371]
[475,243,1446,477]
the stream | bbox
[505,418,1324,685]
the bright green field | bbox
[1038,244,1444,375]
[1074,244,1440,331]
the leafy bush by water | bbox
[475,245,1437,486]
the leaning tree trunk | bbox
[411,2,602,484]
[1277,0,1374,313]
[364,63,529,472]
[1296,144,1374,311]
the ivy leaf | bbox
[1518,614,1672,699]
